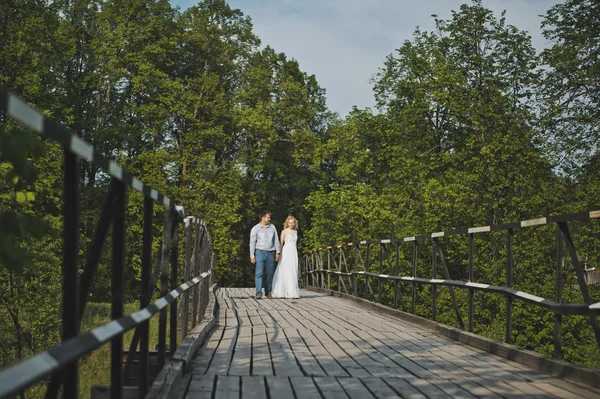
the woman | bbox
[270,215,300,299]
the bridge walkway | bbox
[173,288,599,398]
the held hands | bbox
[276,254,280,262]
[251,257,256,264]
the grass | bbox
[77,302,175,399]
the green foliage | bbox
[2,0,600,387]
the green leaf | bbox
[16,192,27,203]
[26,192,35,201]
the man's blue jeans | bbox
[255,249,275,296]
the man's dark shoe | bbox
[268,295,273,300]
[253,293,262,299]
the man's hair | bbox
[259,210,271,220]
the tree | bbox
[539,0,600,175]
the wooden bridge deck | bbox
[175,288,599,398]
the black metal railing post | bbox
[182,220,192,337]
[327,249,331,289]
[170,214,179,357]
[432,240,437,321]
[394,242,399,309]
[139,197,153,398]
[378,243,383,303]
[559,221,600,350]
[468,233,474,332]
[554,224,563,358]
[353,244,358,295]
[411,240,417,315]
[506,229,513,344]
[62,152,80,399]
[157,209,174,371]
[111,180,127,399]
[365,243,371,300]
[435,239,464,330]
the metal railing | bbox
[301,211,600,359]
[0,90,214,399]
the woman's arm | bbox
[280,230,285,249]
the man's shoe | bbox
[268,295,273,299]
[253,294,262,299]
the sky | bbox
[170,0,562,118]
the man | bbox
[250,211,281,299]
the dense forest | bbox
[1,0,600,388]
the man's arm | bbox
[249,225,257,263]
[273,226,281,254]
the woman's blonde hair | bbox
[283,215,299,230]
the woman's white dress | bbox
[271,233,300,298]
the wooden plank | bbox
[238,309,252,327]
[185,375,215,399]
[325,329,381,371]
[247,308,266,328]
[312,377,350,399]
[311,329,370,377]
[252,327,274,376]
[338,378,375,399]
[352,330,433,379]
[189,326,225,375]
[214,375,240,399]
[267,326,304,376]
[289,376,322,397]
[383,378,427,399]
[432,380,478,398]
[451,380,504,398]
[205,326,237,376]
[266,377,295,398]
[408,379,451,398]
[336,329,397,368]
[541,381,600,399]
[531,382,588,398]
[241,376,267,399]
[302,329,349,377]
[229,326,252,376]
[175,374,192,399]
[278,310,309,330]
[373,330,457,380]
[267,309,293,330]
[283,328,325,376]
[359,377,401,398]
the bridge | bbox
[1,90,600,398]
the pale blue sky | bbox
[170,0,561,117]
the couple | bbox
[249,211,300,299]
